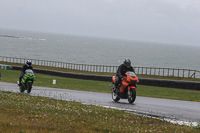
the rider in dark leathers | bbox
[115,59,135,92]
[18,60,33,86]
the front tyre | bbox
[20,85,25,93]
[26,82,33,93]
[128,88,136,104]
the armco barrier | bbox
[12,66,111,82]
[12,66,200,90]
[138,78,200,90]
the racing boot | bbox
[18,76,22,86]
[18,81,21,87]
[115,84,121,95]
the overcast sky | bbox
[0,0,200,46]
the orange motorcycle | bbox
[110,71,139,104]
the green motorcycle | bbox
[19,69,36,93]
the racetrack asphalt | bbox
[0,81,199,125]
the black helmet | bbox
[124,59,131,68]
[26,60,32,66]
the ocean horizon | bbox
[0,28,200,71]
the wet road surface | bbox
[0,81,199,124]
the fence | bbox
[0,56,118,73]
[135,67,200,78]
[1,56,200,78]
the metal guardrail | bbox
[1,56,200,78]
[135,67,200,78]
[0,56,118,73]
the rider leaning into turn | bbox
[115,59,135,90]
[18,60,33,86]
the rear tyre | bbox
[112,89,120,102]
[26,82,32,93]
[128,88,136,104]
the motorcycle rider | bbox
[18,60,33,86]
[115,59,135,93]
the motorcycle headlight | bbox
[130,79,137,84]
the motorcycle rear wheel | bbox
[112,90,120,102]
[128,88,136,104]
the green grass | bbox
[1,69,200,102]
[138,85,200,101]
[0,91,199,132]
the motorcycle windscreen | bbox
[126,71,136,78]
[25,69,34,74]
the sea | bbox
[0,28,200,71]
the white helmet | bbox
[26,60,32,66]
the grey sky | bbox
[0,0,200,46]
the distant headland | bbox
[0,35,19,38]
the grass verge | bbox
[0,91,199,132]
[1,69,200,102]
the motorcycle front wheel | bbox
[26,82,33,93]
[19,85,25,93]
[128,88,136,104]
